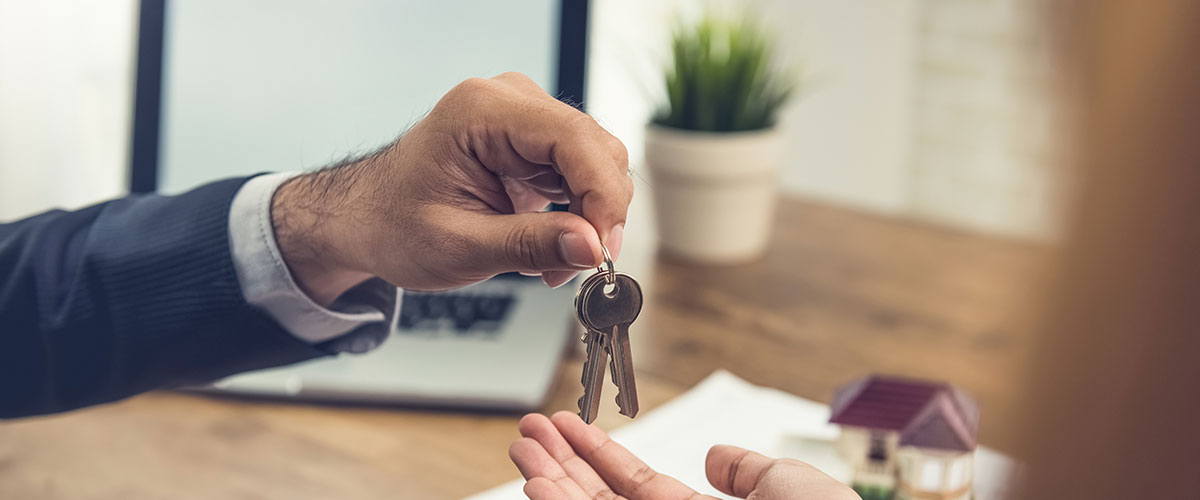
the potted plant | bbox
[646,12,795,264]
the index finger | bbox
[484,78,633,243]
[548,412,717,500]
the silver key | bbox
[573,246,642,423]
[580,273,641,418]
[575,272,611,424]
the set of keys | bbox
[574,244,642,424]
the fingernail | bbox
[559,232,597,268]
[606,224,624,261]
[542,270,579,289]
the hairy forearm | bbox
[271,165,375,306]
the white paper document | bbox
[465,370,1019,500]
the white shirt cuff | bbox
[228,172,393,345]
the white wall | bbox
[907,0,1059,238]
[0,0,135,221]
[756,0,921,214]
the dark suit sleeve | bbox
[0,177,328,418]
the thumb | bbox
[705,445,858,500]
[463,211,602,277]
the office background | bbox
[0,2,1077,497]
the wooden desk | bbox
[0,197,1045,499]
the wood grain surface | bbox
[0,197,1046,499]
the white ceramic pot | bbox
[644,124,783,264]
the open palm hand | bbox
[509,412,860,500]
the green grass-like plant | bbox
[852,483,895,500]
[653,12,795,132]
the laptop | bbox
[130,0,590,410]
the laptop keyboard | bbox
[396,290,517,336]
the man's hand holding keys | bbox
[269,72,633,305]
[265,71,855,499]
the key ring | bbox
[598,244,616,285]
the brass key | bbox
[573,245,642,423]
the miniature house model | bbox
[829,375,980,500]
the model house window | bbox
[868,432,888,462]
[917,459,945,489]
[946,457,970,488]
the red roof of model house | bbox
[829,375,980,453]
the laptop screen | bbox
[155,0,560,193]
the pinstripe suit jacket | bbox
[0,177,328,418]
